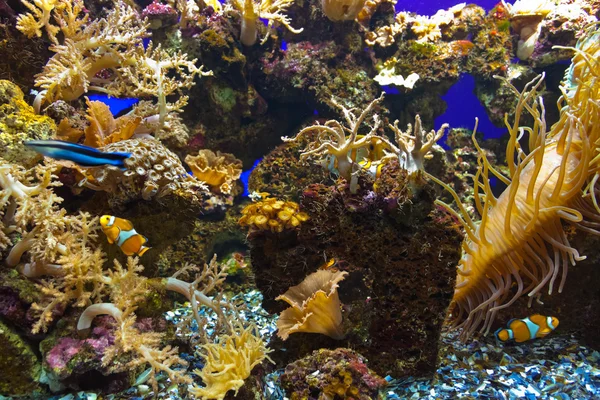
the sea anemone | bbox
[429,24,600,340]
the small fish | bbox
[24,140,131,169]
[495,314,559,343]
[99,215,151,256]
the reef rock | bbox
[248,160,462,378]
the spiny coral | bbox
[79,138,210,208]
[238,196,309,233]
[0,159,106,333]
[0,80,56,167]
[185,149,242,195]
[430,25,600,340]
[276,268,348,340]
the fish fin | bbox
[495,328,510,342]
[104,226,120,244]
[137,246,151,257]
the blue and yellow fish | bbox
[495,314,559,343]
[99,215,151,256]
[25,140,131,169]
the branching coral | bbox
[16,0,88,44]
[385,115,448,173]
[230,0,303,46]
[429,24,600,340]
[276,268,348,340]
[19,0,211,133]
[190,323,273,400]
[76,257,192,393]
[185,150,242,195]
[0,159,108,333]
[282,94,387,184]
[238,196,309,233]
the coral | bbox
[502,0,553,59]
[247,163,461,378]
[21,0,211,132]
[55,97,140,147]
[16,0,88,44]
[185,149,243,195]
[80,138,210,208]
[321,0,367,22]
[0,80,56,167]
[190,324,273,400]
[238,196,309,233]
[230,0,303,46]
[0,319,44,396]
[142,0,179,29]
[431,25,600,340]
[282,94,387,185]
[276,268,348,340]
[281,348,387,400]
[0,159,108,333]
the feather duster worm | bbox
[429,24,600,340]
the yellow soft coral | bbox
[16,0,89,44]
[190,324,273,400]
[238,196,309,233]
[276,269,348,340]
[185,150,242,195]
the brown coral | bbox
[238,196,309,233]
[276,269,348,340]
[185,150,242,195]
[81,138,209,208]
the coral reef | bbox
[0,80,56,167]
[281,348,387,400]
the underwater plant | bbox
[429,24,600,340]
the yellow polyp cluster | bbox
[324,371,358,398]
[238,197,309,233]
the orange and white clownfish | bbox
[99,215,151,256]
[494,314,559,343]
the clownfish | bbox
[25,140,131,169]
[494,314,559,343]
[99,215,151,256]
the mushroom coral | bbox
[238,196,309,233]
[429,24,600,340]
[276,269,348,340]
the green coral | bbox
[0,320,44,396]
[0,80,56,167]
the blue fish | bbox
[25,140,131,169]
